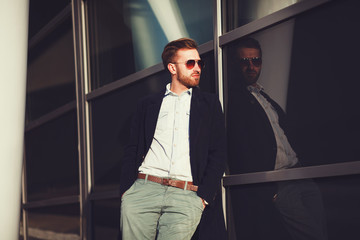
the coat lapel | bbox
[189,87,204,151]
[144,91,164,150]
[246,90,276,137]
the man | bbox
[120,38,227,240]
[227,37,327,240]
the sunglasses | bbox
[239,57,262,67]
[173,59,204,70]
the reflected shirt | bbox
[138,83,193,181]
[248,84,298,170]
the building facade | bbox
[22,0,360,239]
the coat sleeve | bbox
[119,99,143,195]
[196,97,227,204]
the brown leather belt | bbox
[138,173,198,192]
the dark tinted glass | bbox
[26,19,76,122]
[285,0,360,166]
[92,199,120,240]
[227,174,360,240]
[25,111,79,201]
[26,204,80,240]
[198,51,216,94]
[28,0,70,39]
[225,0,360,173]
[87,0,213,89]
[223,0,306,32]
[319,175,360,239]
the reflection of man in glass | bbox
[120,38,227,240]
[227,37,327,240]
[237,45,262,86]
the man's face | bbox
[173,48,201,88]
[237,47,262,86]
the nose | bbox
[247,60,255,70]
[194,62,201,72]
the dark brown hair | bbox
[235,37,262,57]
[161,38,198,70]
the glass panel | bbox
[25,111,79,201]
[227,174,360,240]
[87,0,213,89]
[26,204,80,240]
[92,199,120,240]
[285,0,360,166]
[28,0,70,39]
[225,0,360,175]
[26,18,76,122]
[91,51,216,191]
[224,0,306,32]
[198,51,216,94]
[319,174,360,239]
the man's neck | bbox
[250,82,258,87]
[170,81,190,95]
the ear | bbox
[167,63,177,75]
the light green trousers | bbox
[121,178,204,240]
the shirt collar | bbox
[165,83,193,97]
[247,83,264,94]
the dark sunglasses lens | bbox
[239,59,250,67]
[185,60,196,69]
[239,58,262,67]
[252,58,262,67]
[197,60,204,69]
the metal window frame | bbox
[223,161,360,187]
[72,0,92,239]
[219,0,331,46]
[22,2,80,240]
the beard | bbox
[177,71,200,88]
[242,69,261,86]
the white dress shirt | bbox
[138,83,193,181]
[248,84,298,170]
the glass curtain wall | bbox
[22,0,360,239]
[223,0,360,239]
[23,0,80,239]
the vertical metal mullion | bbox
[214,0,230,238]
[21,148,28,240]
[71,0,91,239]
[214,0,224,109]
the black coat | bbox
[226,84,295,239]
[120,86,227,240]
[227,85,290,174]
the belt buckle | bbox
[162,178,170,186]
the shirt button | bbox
[174,144,176,147]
